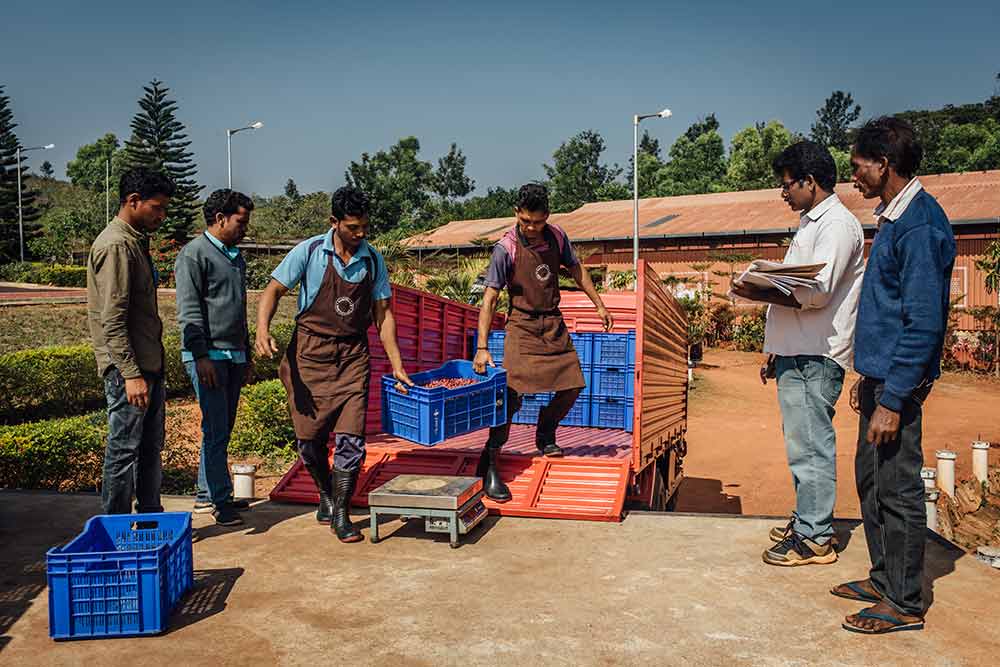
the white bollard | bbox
[936,450,957,498]
[925,490,939,531]
[972,441,990,485]
[232,463,257,500]
[920,467,937,492]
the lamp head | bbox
[249,121,264,130]
[659,109,672,118]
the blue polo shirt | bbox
[271,231,392,315]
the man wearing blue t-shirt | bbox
[256,186,413,543]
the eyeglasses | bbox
[778,179,805,192]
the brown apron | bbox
[279,252,373,441]
[503,226,586,394]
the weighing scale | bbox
[367,475,488,548]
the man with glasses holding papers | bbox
[732,141,864,567]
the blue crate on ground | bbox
[472,330,506,364]
[591,395,634,432]
[511,392,590,427]
[592,331,636,368]
[46,512,193,640]
[589,366,635,398]
[381,360,507,446]
[568,332,594,367]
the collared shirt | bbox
[271,231,391,315]
[86,217,165,378]
[763,194,865,369]
[180,230,247,364]
[874,177,923,225]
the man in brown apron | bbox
[256,186,413,542]
[472,184,613,501]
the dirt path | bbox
[677,348,1000,518]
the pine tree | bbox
[123,79,202,242]
[0,85,40,262]
[40,160,54,178]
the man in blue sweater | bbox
[175,189,254,527]
[834,118,955,634]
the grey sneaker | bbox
[769,517,794,543]
[212,505,244,527]
[193,500,214,514]
[763,533,837,566]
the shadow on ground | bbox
[671,476,743,514]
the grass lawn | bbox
[0,292,299,355]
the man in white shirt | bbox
[733,141,864,567]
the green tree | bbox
[30,190,106,264]
[811,91,861,151]
[652,129,727,196]
[345,136,434,235]
[685,114,720,141]
[458,186,518,220]
[895,96,1000,174]
[433,143,475,200]
[40,161,54,179]
[935,120,1000,172]
[0,85,40,262]
[284,178,301,201]
[975,239,1000,376]
[543,130,623,212]
[726,121,796,190]
[66,133,127,200]
[829,146,853,182]
[123,79,203,242]
[626,130,662,183]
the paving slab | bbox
[1,491,997,666]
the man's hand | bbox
[393,367,415,395]
[195,357,219,389]
[849,377,862,415]
[255,332,279,359]
[473,349,495,375]
[866,405,901,446]
[759,354,775,385]
[125,376,150,410]
[598,306,614,332]
[732,282,764,301]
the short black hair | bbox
[515,183,549,213]
[853,116,923,179]
[203,189,254,226]
[771,141,838,191]
[331,186,370,220]
[118,167,175,205]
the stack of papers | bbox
[735,260,826,296]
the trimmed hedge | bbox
[229,379,296,457]
[0,262,87,287]
[0,322,295,424]
[0,413,106,491]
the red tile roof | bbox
[405,170,1000,249]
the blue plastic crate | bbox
[591,395,634,432]
[472,330,506,364]
[381,360,507,445]
[589,366,635,398]
[568,332,594,368]
[47,512,193,640]
[511,392,590,427]
[592,331,636,368]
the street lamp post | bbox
[226,121,264,188]
[15,143,55,262]
[632,108,672,277]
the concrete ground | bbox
[2,492,998,666]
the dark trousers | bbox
[298,434,366,473]
[101,368,166,515]
[185,359,245,505]
[855,378,931,617]
[486,386,582,450]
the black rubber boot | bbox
[476,446,512,502]
[298,440,333,524]
[331,467,364,543]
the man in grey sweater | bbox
[174,189,254,526]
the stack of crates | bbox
[486,329,634,432]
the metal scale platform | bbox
[367,475,488,548]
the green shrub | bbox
[0,261,87,287]
[0,412,106,491]
[246,255,283,290]
[733,307,767,352]
[0,345,104,423]
[230,379,296,457]
[0,322,296,424]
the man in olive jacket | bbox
[87,167,175,515]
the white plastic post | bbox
[936,450,957,498]
[232,463,257,500]
[920,467,937,492]
[925,489,939,531]
[972,441,990,485]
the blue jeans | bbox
[102,368,166,515]
[775,355,845,544]
[185,359,245,505]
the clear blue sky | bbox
[3,0,998,196]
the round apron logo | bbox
[334,296,356,317]
[534,264,552,282]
